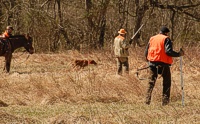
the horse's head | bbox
[24,34,34,54]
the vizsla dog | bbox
[73,59,97,68]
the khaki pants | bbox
[146,65,171,105]
[116,57,129,75]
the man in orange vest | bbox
[0,26,14,52]
[0,26,14,38]
[113,29,131,75]
[144,26,184,106]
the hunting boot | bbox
[162,95,169,106]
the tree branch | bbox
[150,0,200,21]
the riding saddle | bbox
[0,39,10,53]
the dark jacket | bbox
[145,33,180,66]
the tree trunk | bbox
[99,16,106,48]
[98,0,110,48]
[56,0,71,47]
[133,0,148,47]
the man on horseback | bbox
[1,26,14,38]
[0,26,14,52]
[0,26,34,73]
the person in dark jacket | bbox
[144,26,184,106]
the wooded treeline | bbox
[0,0,199,52]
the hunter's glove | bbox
[129,39,133,44]
[179,48,184,56]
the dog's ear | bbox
[90,60,97,65]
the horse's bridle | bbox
[24,36,34,54]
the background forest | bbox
[0,0,199,52]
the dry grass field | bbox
[0,46,199,124]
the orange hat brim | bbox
[118,31,127,34]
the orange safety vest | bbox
[147,34,173,64]
[3,31,10,38]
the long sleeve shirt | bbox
[114,35,130,57]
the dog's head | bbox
[89,60,97,65]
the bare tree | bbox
[0,0,199,52]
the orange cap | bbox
[118,29,127,34]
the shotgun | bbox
[129,24,144,44]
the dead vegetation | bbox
[0,46,199,123]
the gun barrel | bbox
[131,24,144,40]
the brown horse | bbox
[0,34,34,72]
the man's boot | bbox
[162,95,169,106]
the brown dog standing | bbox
[73,59,97,68]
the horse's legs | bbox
[5,61,11,73]
[4,54,12,73]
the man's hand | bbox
[129,39,133,44]
[179,48,184,56]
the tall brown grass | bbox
[0,46,199,123]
